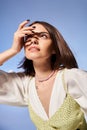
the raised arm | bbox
[0,20,32,65]
[0,20,35,106]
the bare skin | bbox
[24,22,56,117]
[0,20,57,117]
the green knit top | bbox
[28,70,87,130]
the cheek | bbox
[24,50,31,60]
[41,40,53,50]
[44,44,54,56]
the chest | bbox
[36,78,55,117]
[28,93,87,130]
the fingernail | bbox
[26,19,30,21]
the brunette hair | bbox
[19,21,78,76]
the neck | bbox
[33,59,53,79]
[36,70,55,82]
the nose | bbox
[25,36,38,46]
[30,37,38,45]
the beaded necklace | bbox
[35,70,55,82]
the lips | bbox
[28,46,40,52]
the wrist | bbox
[10,48,19,55]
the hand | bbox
[11,20,34,54]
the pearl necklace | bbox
[35,70,55,82]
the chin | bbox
[25,55,39,61]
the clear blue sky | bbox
[0,0,87,130]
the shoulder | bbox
[64,68,87,83]
[63,68,87,115]
[64,68,87,98]
[65,68,87,76]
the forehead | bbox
[31,23,48,33]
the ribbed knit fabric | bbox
[28,93,87,130]
[28,69,87,130]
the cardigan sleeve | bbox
[65,68,87,115]
[0,70,30,106]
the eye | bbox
[39,33,49,39]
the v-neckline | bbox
[28,92,79,123]
[33,70,61,119]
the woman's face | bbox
[24,23,55,62]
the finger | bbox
[18,20,30,30]
[21,28,34,35]
[16,30,33,38]
[22,26,34,31]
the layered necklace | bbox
[35,70,55,82]
[35,70,56,89]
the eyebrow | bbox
[24,32,50,42]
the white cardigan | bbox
[0,68,87,121]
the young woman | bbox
[0,20,87,130]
